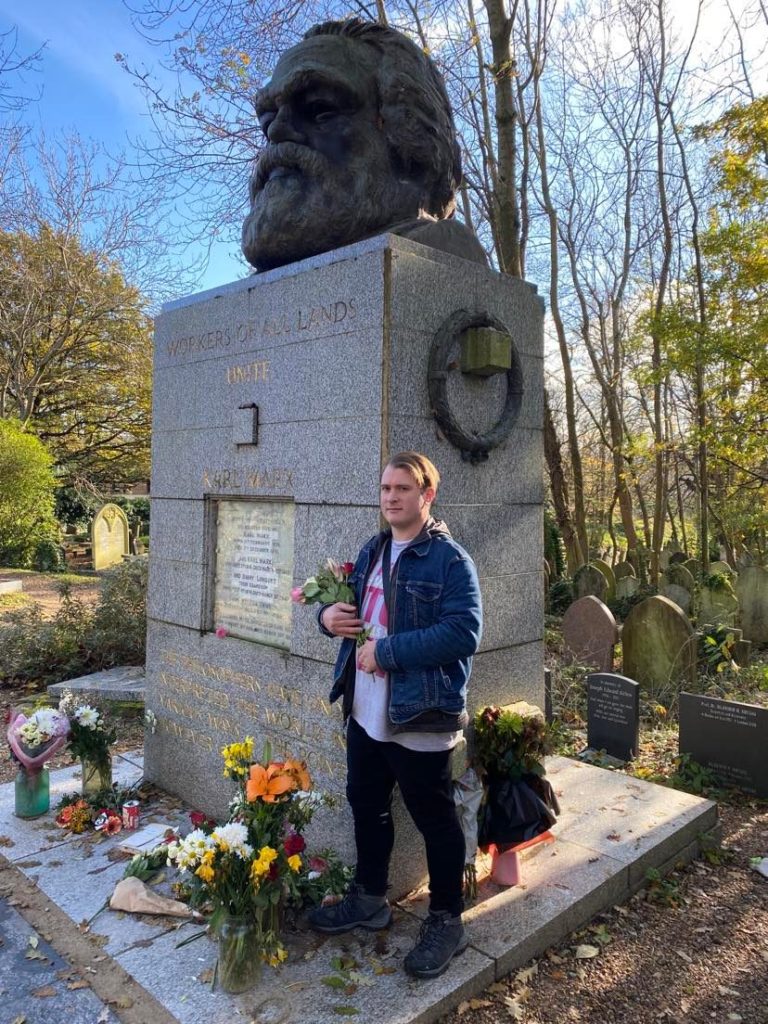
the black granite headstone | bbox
[679,693,768,797]
[587,672,640,761]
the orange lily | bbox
[284,758,311,792]
[246,763,294,803]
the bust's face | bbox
[242,35,421,271]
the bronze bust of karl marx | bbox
[241,19,487,272]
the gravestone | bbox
[684,558,701,577]
[735,566,768,644]
[616,575,640,600]
[622,595,696,691]
[614,561,636,581]
[660,582,691,616]
[561,596,618,671]
[91,503,130,570]
[573,563,608,602]
[587,672,640,761]
[592,559,616,602]
[667,562,696,596]
[709,560,735,577]
[679,693,767,797]
[699,582,739,628]
[144,234,544,897]
[668,551,687,566]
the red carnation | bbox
[189,810,207,828]
[340,562,354,575]
[284,833,306,856]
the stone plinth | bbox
[144,234,545,898]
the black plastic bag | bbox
[478,772,560,848]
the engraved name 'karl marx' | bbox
[241,18,487,272]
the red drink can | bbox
[122,800,140,829]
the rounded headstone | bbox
[660,583,692,616]
[699,584,739,628]
[591,559,616,602]
[573,563,608,602]
[616,576,640,600]
[622,595,696,691]
[735,566,768,644]
[561,596,618,672]
[614,561,636,581]
[684,558,702,577]
[709,560,735,577]
[666,563,696,595]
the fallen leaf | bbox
[514,963,538,986]
[322,976,347,989]
[0,836,15,848]
[197,969,215,984]
[574,944,600,959]
[332,1008,359,1017]
[11,1016,26,1024]
[67,980,90,991]
[347,971,373,987]
[503,995,526,1020]
[108,995,134,1009]
[489,981,508,994]
[32,986,57,998]
[718,986,740,996]
[607,832,621,841]
[676,950,693,964]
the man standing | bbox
[310,452,482,979]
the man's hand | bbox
[357,638,380,674]
[321,602,364,638]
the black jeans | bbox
[345,716,465,916]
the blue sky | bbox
[0,0,245,293]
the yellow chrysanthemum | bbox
[287,854,301,873]
[196,861,215,883]
[265,945,288,967]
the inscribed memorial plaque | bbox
[679,693,767,797]
[212,499,294,649]
[587,672,640,761]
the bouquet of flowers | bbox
[291,558,355,606]
[473,704,560,850]
[8,707,70,771]
[165,738,321,989]
[292,559,370,646]
[59,693,116,770]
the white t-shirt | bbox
[351,539,461,752]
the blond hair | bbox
[385,451,440,495]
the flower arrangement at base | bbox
[164,738,324,992]
[292,559,371,646]
[7,707,70,818]
[59,692,117,796]
[473,704,560,852]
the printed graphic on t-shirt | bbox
[360,557,387,678]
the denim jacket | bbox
[319,518,482,732]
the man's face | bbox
[242,35,420,271]
[380,466,434,538]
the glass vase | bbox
[15,767,50,818]
[217,915,263,994]
[81,754,112,796]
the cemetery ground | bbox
[1,600,767,1022]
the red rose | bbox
[284,833,306,856]
[309,856,328,873]
[189,810,206,828]
[340,562,354,575]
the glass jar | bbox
[81,754,112,796]
[217,915,262,994]
[15,766,50,818]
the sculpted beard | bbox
[242,141,417,272]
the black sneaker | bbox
[404,911,469,978]
[308,884,392,934]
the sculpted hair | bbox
[304,19,461,219]
[385,452,440,495]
